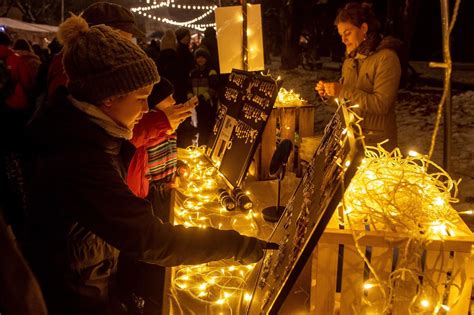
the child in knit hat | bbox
[189,45,219,145]
[25,14,270,315]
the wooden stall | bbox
[310,212,474,314]
[252,105,316,180]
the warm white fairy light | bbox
[131,1,216,12]
[341,144,467,313]
[274,87,307,108]
[132,2,217,31]
[171,146,259,306]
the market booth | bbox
[156,66,474,314]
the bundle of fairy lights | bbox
[340,144,468,314]
[274,87,307,108]
[171,146,258,308]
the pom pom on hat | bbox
[57,15,90,47]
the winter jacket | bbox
[46,52,67,104]
[339,38,401,150]
[157,49,180,95]
[25,87,265,315]
[127,109,173,198]
[0,45,39,110]
[175,42,194,103]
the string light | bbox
[132,1,217,12]
[274,87,307,108]
[340,143,468,313]
[131,1,218,31]
[171,146,260,307]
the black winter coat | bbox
[25,89,257,315]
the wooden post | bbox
[440,0,452,173]
[242,0,248,71]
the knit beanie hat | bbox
[147,77,174,109]
[175,27,190,41]
[194,46,210,60]
[160,29,177,51]
[82,2,145,37]
[57,15,159,104]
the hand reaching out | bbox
[158,96,198,131]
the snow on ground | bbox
[266,57,474,215]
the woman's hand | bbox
[315,80,327,97]
[315,81,342,98]
[323,82,342,97]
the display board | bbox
[207,69,281,188]
[245,105,364,314]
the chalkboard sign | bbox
[206,69,281,188]
[245,105,364,314]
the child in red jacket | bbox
[127,77,197,218]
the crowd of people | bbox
[0,1,402,314]
[0,2,271,315]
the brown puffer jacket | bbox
[339,37,402,150]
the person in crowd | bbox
[25,15,271,315]
[200,26,219,73]
[121,78,197,314]
[174,27,197,147]
[188,46,219,146]
[0,209,47,315]
[1,36,39,110]
[32,37,62,118]
[157,29,180,89]
[144,38,160,64]
[46,1,145,104]
[0,33,38,238]
[315,2,401,150]
[12,39,41,107]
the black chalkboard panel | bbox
[245,105,364,314]
[206,69,281,188]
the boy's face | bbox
[156,94,176,111]
[100,85,153,129]
[196,56,207,66]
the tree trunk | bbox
[280,0,304,70]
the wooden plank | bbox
[340,245,365,315]
[299,107,315,137]
[280,108,296,171]
[362,246,393,314]
[423,249,453,313]
[446,252,471,313]
[258,109,277,179]
[311,244,339,314]
[320,229,474,253]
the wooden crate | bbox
[251,105,316,180]
[310,213,474,314]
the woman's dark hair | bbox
[335,2,381,34]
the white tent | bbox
[0,17,58,33]
[0,17,57,46]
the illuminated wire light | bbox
[171,146,259,306]
[340,143,465,313]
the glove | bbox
[235,237,279,264]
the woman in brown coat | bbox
[316,2,401,150]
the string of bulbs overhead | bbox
[131,0,218,31]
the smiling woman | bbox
[315,2,402,150]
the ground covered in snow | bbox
[266,57,474,218]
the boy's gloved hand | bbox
[235,237,279,265]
